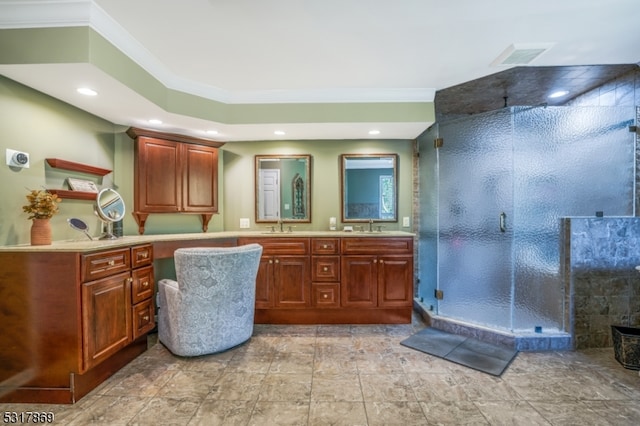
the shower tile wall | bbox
[568,217,640,349]
[567,68,640,108]
[567,69,640,214]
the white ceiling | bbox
[1,0,639,141]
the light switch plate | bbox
[402,216,410,227]
[239,218,250,228]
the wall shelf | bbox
[47,189,97,201]
[45,158,112,177]
[45,158,110,200]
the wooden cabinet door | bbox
[135,137,181,212]
[255,256,275,308]
[274,256,310,307]
[378,256,413,307]
[182,143,218,212]
[341,255,377,308]
[81,272,132,371]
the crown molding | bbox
[0,0,435,105]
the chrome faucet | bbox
[278,219,284,232]
[368,219,374,232]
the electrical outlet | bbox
[239,218,250,228]
[6,149,30,168]
[402,216,410,227]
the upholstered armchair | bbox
[157,244,263,356]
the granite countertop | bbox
[0,230,416,252]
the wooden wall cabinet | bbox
[0,244,155,404]
[127,127,225,234]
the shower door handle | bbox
[499,212,506,232]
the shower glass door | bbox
[511,106,636,331]
[437,109,515,330]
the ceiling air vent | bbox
[491,43,555,66]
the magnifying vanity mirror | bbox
[255,155,311,223]
[95,188,126,239]
[340,154,398,223]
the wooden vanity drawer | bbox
[239,237,310,255]
[312,255,340,281]
[132,299,155,339]
[81,248,131,282]
[312,283,340,307]
[131,265,154,304]
[312,238,340,255]
[131,244,153,269]
[341,237,413,255]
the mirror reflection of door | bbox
[255,155,311,223]
[259,169,280,220]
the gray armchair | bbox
[157,244,263,356]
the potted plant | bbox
[23,189,62,245]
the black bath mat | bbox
[400,327,518,376]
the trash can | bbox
[611,325,640,370]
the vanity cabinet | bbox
[239,237,311,309]
[127,127,224,234]
[0,244,154,404]
[239,235,413,324]
[311,238,341,308]
[341,238,413,309]
[81,270,132,370]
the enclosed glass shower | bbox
[418,106,636,334]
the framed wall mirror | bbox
[341,154,398,222]
[255,154,311,223]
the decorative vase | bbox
[31,218,52,245]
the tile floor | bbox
[2,313,639,425]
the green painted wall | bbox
[222,140,413,232]
[0,75,117,245]
[1,76,415,246]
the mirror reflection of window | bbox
[341,154,398,222]
[379,175,395,219]
[255,155,311,223]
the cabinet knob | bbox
[269,259,273,264]
[323,266,328,272]
[374,259,377,263]
[323,244,328,249]
[142,281,149,288]
[142,315,149,322]
[138,252,149,259]
[126,277,133,283]
[323,294,328,299]
[275,259,280,264]
[108,260,115,266]
[380,259,384,264]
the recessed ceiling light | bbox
[148,119,163,125]
[206,130,219,135]
[548,90,569,99]
[368,130,381,135]
[77,87,97,96]
[274,130,285,136]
